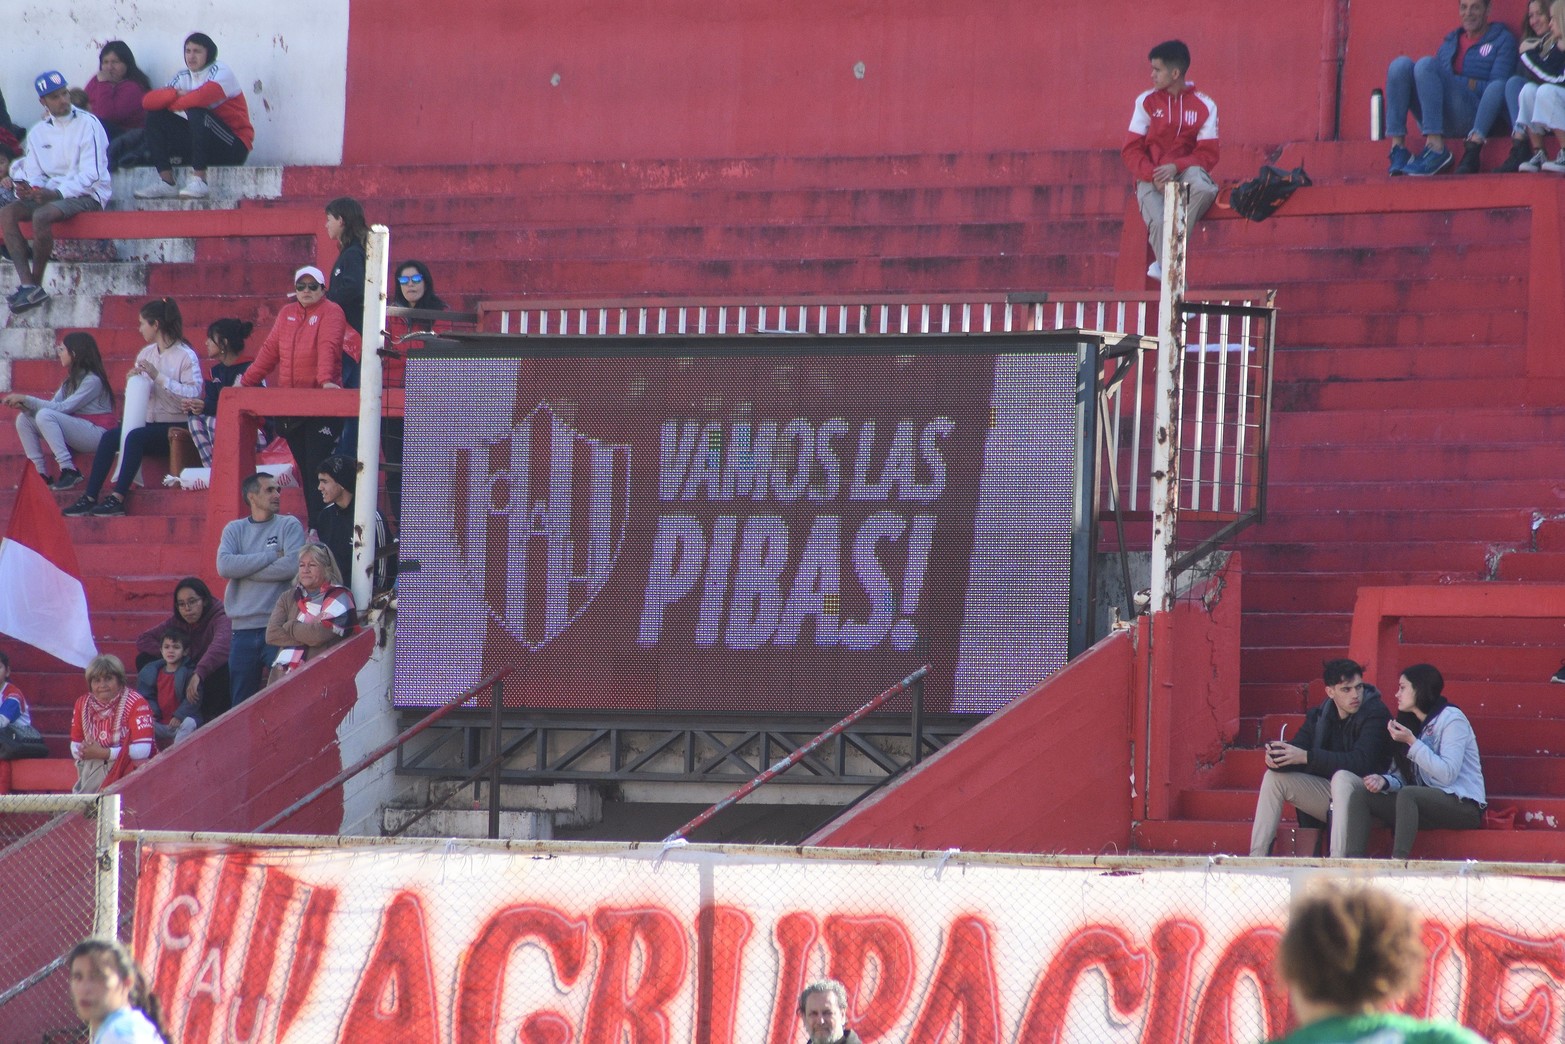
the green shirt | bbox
[1268,1013,1490,1044]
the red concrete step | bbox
[1495,550,1565,581]
[381,217,1125,263]
[1265,276,1526,316]
[1275,343,1529,382]
[1200,206,1530,249]
[1398,616,1565,646]
[1241,612,1349,649]
[1243,644,1565,687]
[284,151,1137,197]
[1240,541,1492,575]
[1243,571,1475,614]
[1264,478,1565,511]
[1270,408,1565,445]
[1240,508,1532,544]
[1280,309,1526,350]
[1135,817,1565,861]
[1209,748,1565,795]
[1274,376,1547,412]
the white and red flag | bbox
[0,464,98,667]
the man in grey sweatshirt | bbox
[217,472,304,706]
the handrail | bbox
[255,668,512,834]
[662,665,929,844]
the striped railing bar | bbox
[1232,315,1254,513]
[1188,312,1209,508]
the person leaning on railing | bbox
[380,258,452,519]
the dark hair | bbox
[1400,663,1445,715]
[68,939,170,1043]
[1322,658,1364,688]
[184,32,218,66]
[1280,883,1423,1012]
[1148,40,1192,75]
[206,318,254,357]
[240,472,270,500]
[99,41,153,91]
[392,259,448,313]
[61,331,115,412]
[159,628,188,648]
[325,197,370,253]
[172,576,214,619]
[139,297,184,344]
[0,649,9,671]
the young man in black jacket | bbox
[1249,658,1394,857]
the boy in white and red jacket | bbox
[1121,40,1220,279]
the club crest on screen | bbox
[452,404,631,650]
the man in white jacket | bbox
[0,71,110,314]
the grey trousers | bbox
[1336,774,1483,859]
[16,408,104,472]
[1136,166,1219,261]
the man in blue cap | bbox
[0,71,110,313]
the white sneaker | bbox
[134,179,178,199]
[1543,156,1565,173]
[1146,261,1163,279]
[178,176,210,199]
[1519,149,1549,172]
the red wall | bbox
[116,631,375,835]
[810,555,1243,853]
[346,0,1329,165]
[809,629,1136,854]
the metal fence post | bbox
[489,675,503,840]
[94,792,120,939]
[910,673,925,766]
[1149,183,1189,613]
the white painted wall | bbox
[5,1,347,166]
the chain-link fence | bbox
[0,795,120,1044]
[5,810,1563,1044]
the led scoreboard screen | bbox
[394,336,1095,716]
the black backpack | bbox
[1229,164,1311,222]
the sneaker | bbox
[62,494,97,517]
[1497,139,1533,173]
[8,285,48,313]
[178,176,210,199]
[1388,143,1412,175]
[134,179,178,200]
[1146,260,1163,279]
[1456,140,1483,174]
[90,494,127,517]
[48,468,83,491]
[1519,149,1550,172]
[1543,155,1565,173]
[1404,145,1454,176]
[1552,663,1565,684]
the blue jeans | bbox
[1386,54,1481,138]
[229,627,276,706]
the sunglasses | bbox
[294,281,323,292]
[397,274,424,285]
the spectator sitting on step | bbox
[1521,0,1565,169]
[265,542,356,684]
[0,70,111,314]
[0,649,32,730]
[4,331,116,490]
[1489,0,1565,170]
[1336,663,1487,859]
[1122,40,1219,281]
[240,266,345,529]
[135,629,200,747]
[86,41,152,169]
[134,32,253,202]
[1386,0,1519,176]
[313,454,392,592]
[218,473,305,707]
[181,317,256,467]
[70,655,155,793]
[64,298,202,519]
[133,577,233,723]
[1249,658,1394,858]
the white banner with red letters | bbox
[131,842,1564,1043]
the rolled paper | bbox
[110,372,153,485]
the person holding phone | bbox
[1248,658,1395,857]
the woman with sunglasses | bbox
[380,259,451,517]
[240,265,344,527]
